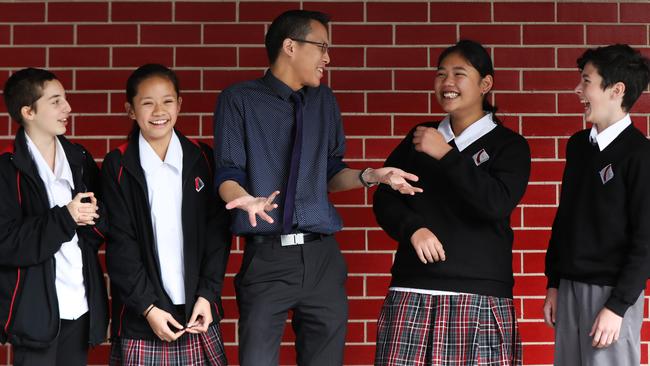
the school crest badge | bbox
[473,148,490,166]
[195,177,205,192]
[599,164,614,184]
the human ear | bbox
[480,75,494,95]
[20,105,34,122]
[125,102,136,120]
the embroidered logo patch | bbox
[473,149,490,166]
[599,164,614,184]
[195,177,205,192]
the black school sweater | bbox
[545,125,650,317]
[373,122,531,298]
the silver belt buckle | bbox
[280,233,305,246]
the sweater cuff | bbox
[546,276,559,289]
[56,205,78,235]
[196,287,218,305]
[604,295,630,318]
[402,217,428,244]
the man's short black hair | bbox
[577,44,650,112]
[265,10,330,65]
[3,68,58,125]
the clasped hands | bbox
[66,192,99,226]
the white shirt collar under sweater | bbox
[139,131,186,305]
[588,114,632,151]
[437,113,497,152]
[25,132,88,319]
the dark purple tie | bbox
[282,92,304,234]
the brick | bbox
[68,138,108,159]
[523,344,555,364]
[205,24,265,45]
[395,25,456,45]
[558,93,584,114]
[76,69,132,91]
[632,93,650,114]
[239,2,299,22]
[48,2,108,22]
[496,93,556,114]
[178,92,217,114]
[365,137,402,158]
[0,26,8,45]
[175,2,236,22]
[394,70,435,91]
[511,207,522,229]
[0,3,45,22]
[75,116,132,136]
[492,70,519,92]
[494,2,555,22]
[528,138,556,159]
[587,25,647,45]
[514,229,551,249]
[530,161,565,182]
[344,345,376,364]
[330,70,391,91]
[50,47,109,67]
[239,47,268,68]
[14,25,73,45]
[349,298,384,318]
[522,252,547,274]
[333,25,392,45]
[523,71,578,91]
[111,2,171,21]
[338,207,378,227]
[513,275,546,296]
[493,48,555,68]
[367,47,428,68]
[366,276,391,296]
[345,253,393,274]
[67,93,108,114]
[367,2,428,22]
[394,115,435,135]
[368,93,428,114]
[87,344,110,364]
[204,70,264,91]
[329,47,364,67]
[460,25,521,45]
[430,2,490,22]
[346,276,365,297]
[173,70,201,91]
[558,3,617,23]
[523,207,557,228]
[112,47,173,67]
[521,298,546,318]
[335,230,366,251]
[367,230,396,251]
[621,3,650,23]
[141,25,201,45]
[343,115,391,136]
[331,188,366,206]
[523,25,584,45]
[522,116,583,137]
[78,25,137,45]
[345,321,366,343]
[558,137,570,159]
[175,116,201,137]
[303,2,364,22]
[176,47,237,67]
[519,322,554,342]
[336,92,365,113]
[557,48,583,69]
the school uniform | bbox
[0,128,109,365]
[545,114,650,366]
[373,114,530,365]
[102,128,230,366]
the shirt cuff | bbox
[327,157,348,181]
[215,167,247,188]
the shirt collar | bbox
[262,69,306,102]
[24,131,75,189]
[437,113,497,152]
[589,114,632,151]
[139,131,183,175]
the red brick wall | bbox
[1,1,649,365]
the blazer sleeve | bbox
[102,153,158,315]
[76,148,109,251]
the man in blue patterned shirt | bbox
[213,10,420,366]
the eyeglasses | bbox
[290,38,329,54]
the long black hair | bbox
[437,40,500,123]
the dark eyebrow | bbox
[47,94,62,100]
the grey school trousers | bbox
[554,279,644,366]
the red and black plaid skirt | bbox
[109,324,227,366]
[375,290,522,366]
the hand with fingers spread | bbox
[144,305,186,342]
[543,288,558,328]
[590,307,622,348]
[413,126,453,160]
[225,190,280,227]
[410,228,446,264]
[66,192,100,226]
[185,296,212,334]
[367,167,423,195]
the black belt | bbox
[245,232,328,246]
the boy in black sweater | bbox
[544,44,650,365]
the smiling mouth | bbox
[442,91,460,99]
[149,119,168,126]
[580,99,591,111]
